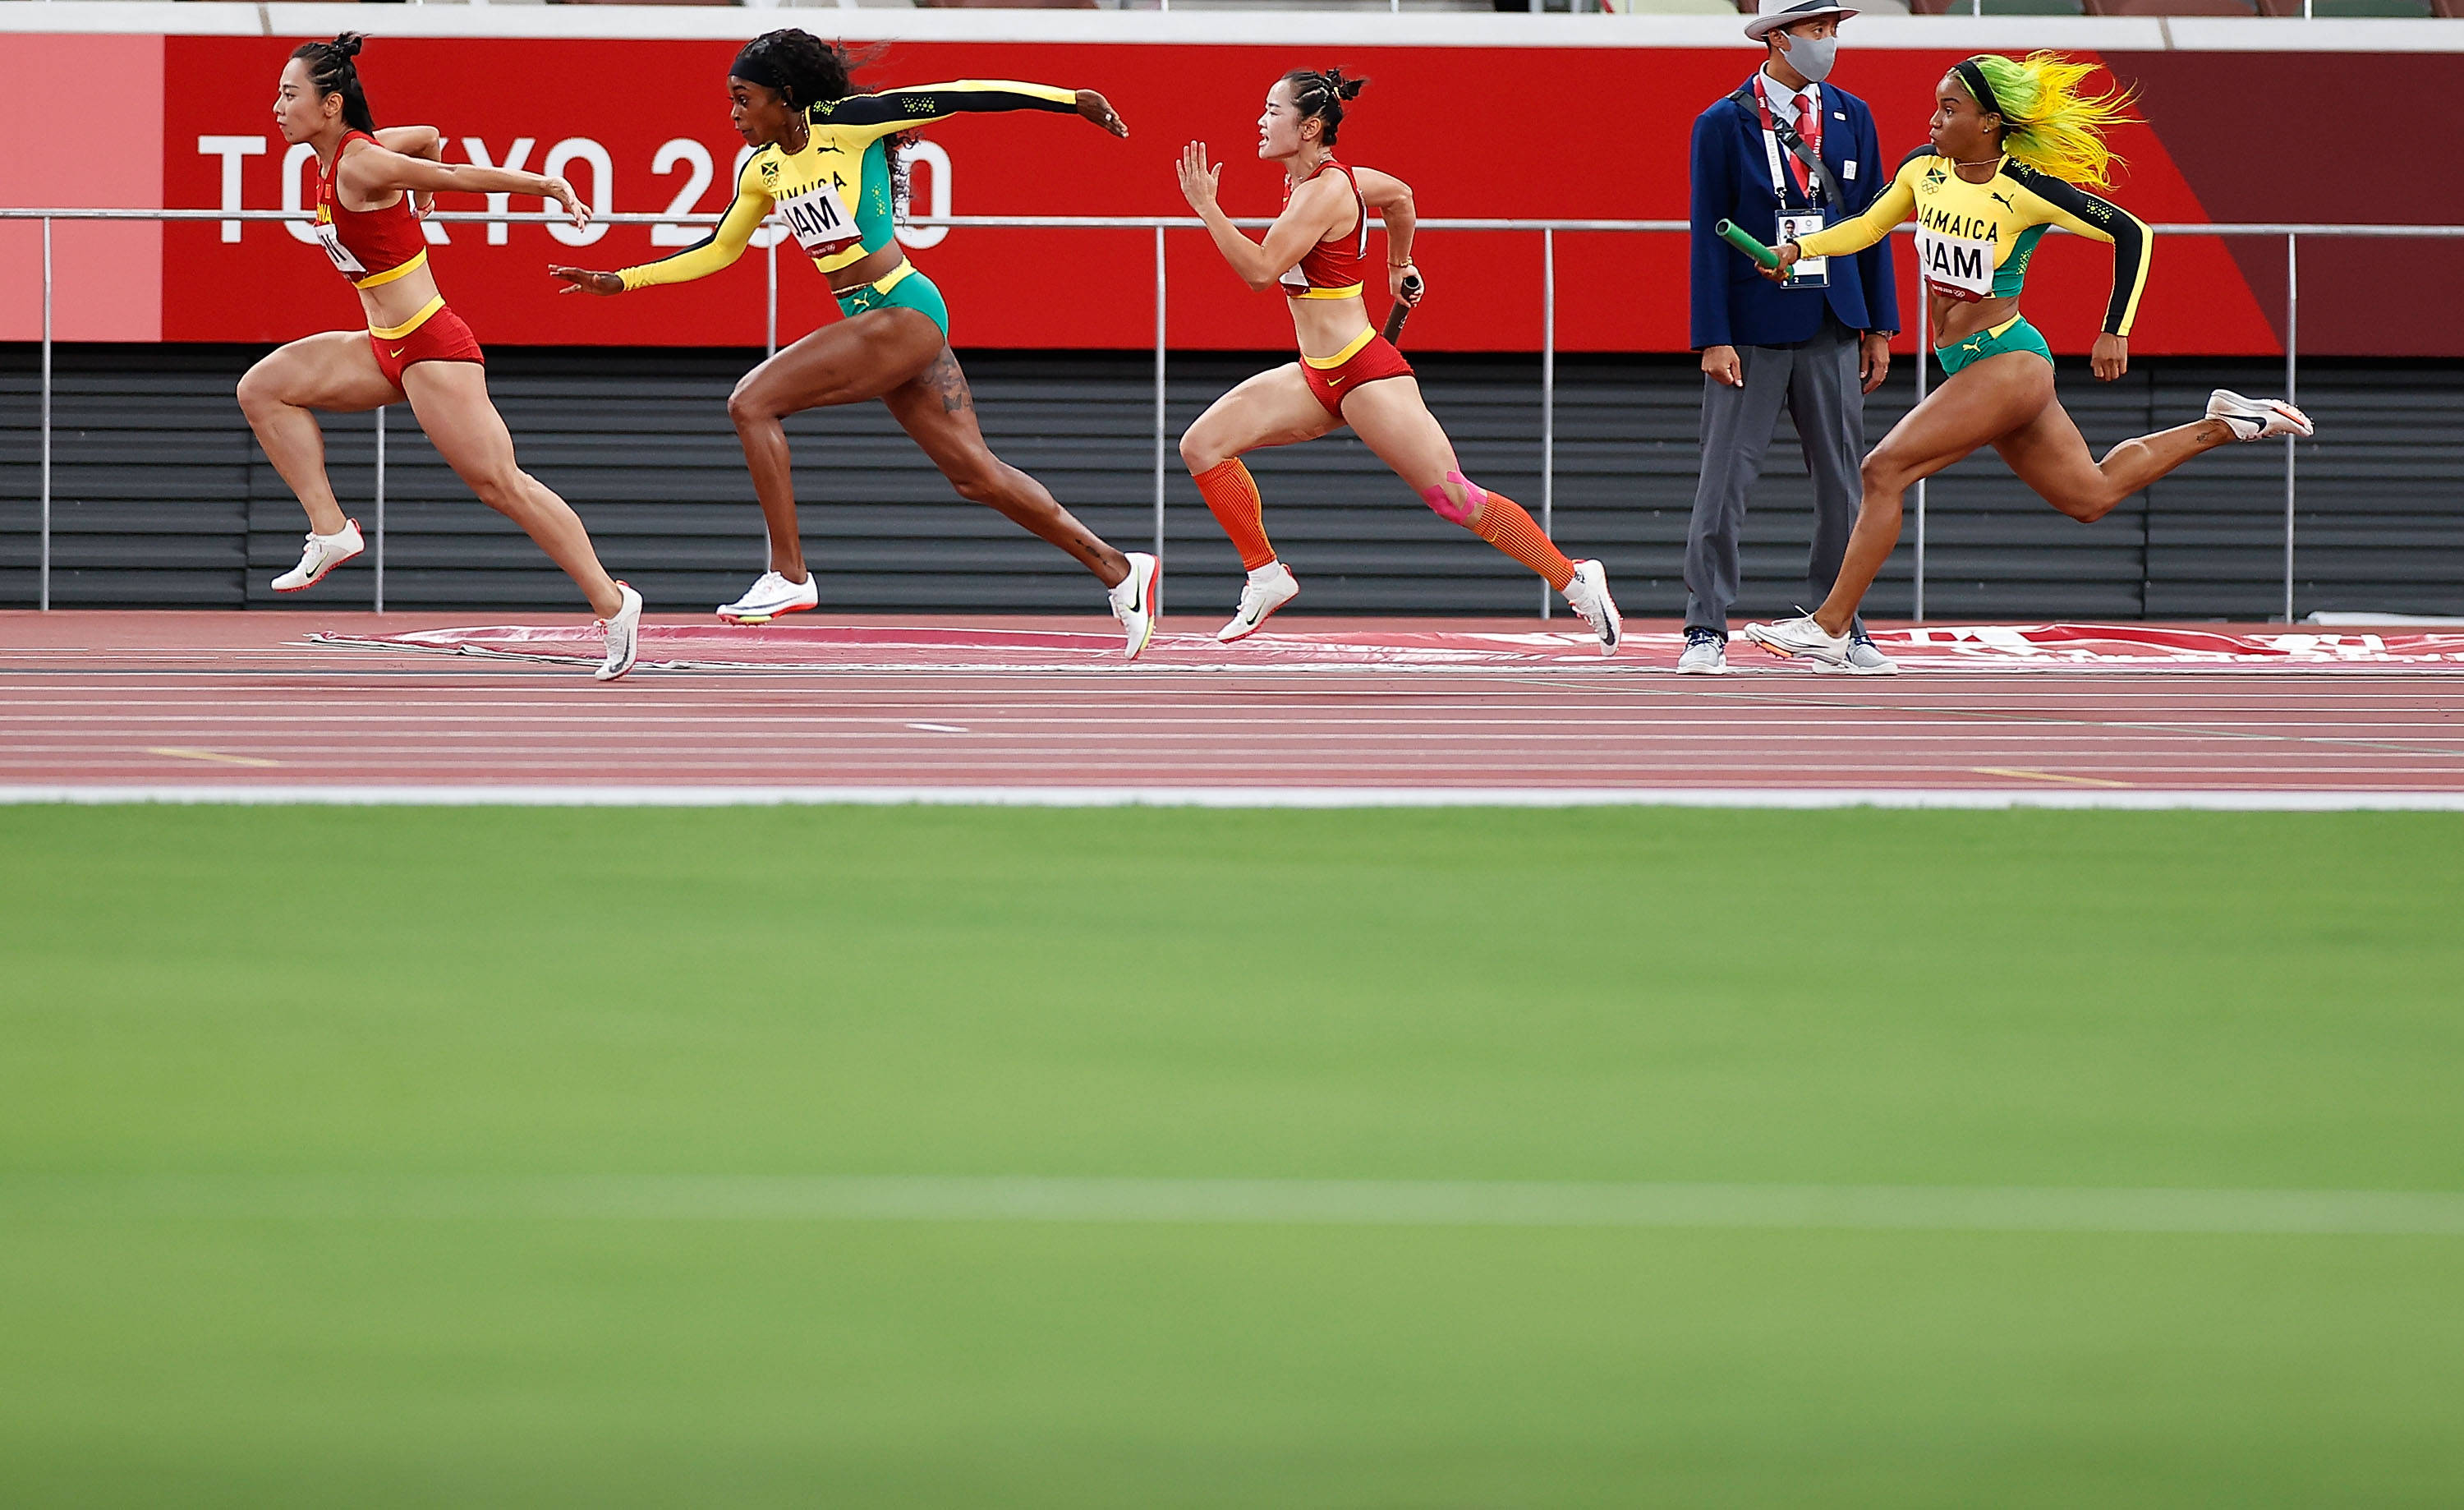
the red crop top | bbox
[1276,160,1370,301]
[311,131,430,289]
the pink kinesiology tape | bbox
[1420,472,1486,526]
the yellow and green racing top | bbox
[1792,146,2152,337]
[618,80,1078,291]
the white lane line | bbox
[11,707,2462,734]
[4,1173,2459,1236]
[13,758,2464,779]
[144,747,283,768]
[11,757,2464,777]
[7,785,2464,810]
[905,722,970,734]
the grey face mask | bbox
[1781,33,1838,85]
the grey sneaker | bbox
[1676,629,1727,675]
[1844,631,1898,676]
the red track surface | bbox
[3,610,2462,798]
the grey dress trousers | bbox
[1685,312,1869,639]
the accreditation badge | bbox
[1776,210,1829,289]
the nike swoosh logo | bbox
[388,348,405,358]
[1326,376,1347,388]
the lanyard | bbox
[1754,88,1822,207]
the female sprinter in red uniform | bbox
[1175,69,1621,653]
[551,32,1161,658]
[241,34,642,679]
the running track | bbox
[3,611,2462,808]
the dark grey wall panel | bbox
[4,343,2457,619]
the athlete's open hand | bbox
[1177,142,1221,215]
[1077,90,1129,139]
[542,176,592,232]
[549,267,623,297]
[2091,332,2128,381]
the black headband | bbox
[1954,59,2005,123]
[730,44,787,93]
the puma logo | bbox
[1990,191,2016,212]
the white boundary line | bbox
[5,1173,2458,1237]
[7,784,2464,811]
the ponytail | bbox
[291,32,378,136]
[1967,51,2138,189]
[1281,67,1367,147]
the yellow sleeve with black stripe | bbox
[811,81,1079,140]
[1791,151,1922,261]
[2004,162,2151,338]
[616,154,772,292]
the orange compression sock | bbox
[1193,458,1278,571]
[1468,489,1576,592]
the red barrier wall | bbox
[7,34,2457,354]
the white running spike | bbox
[595,582,644,682]
[717,570,817,624]
[1109,552,1161,661]
[271,519,364,593]
[1217,562,1299,642]
[1742,612,1853,668]
[2207,389,2314,443]
[1562,560,1622,657]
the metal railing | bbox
[8,206,2462,620]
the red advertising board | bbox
[3,31,2455,354]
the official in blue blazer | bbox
[1681,0,1900,674]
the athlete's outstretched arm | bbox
[338,140,588,229]
[1352,165,1420,302]
[1787,156,1919,263]
[816,81,1128,139]
[1176,142,1349,292]
[553,165,770,296]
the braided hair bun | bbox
[1282,66,1368,146]
[290,32,377,135]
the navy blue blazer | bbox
[1689,73,1899,351]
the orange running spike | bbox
[1194,458,1278,572]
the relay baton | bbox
[1382,272,1424,343]
[1716,219,1783,270]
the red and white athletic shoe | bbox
[2207,389,2314,443]
[717,570,817,624]
[1109,551,1161,661]
[271,519,363,592]
[1217,561,1299,642]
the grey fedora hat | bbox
[1746,0,1859,41]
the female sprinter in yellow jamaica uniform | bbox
[1741,53,2312,668]
[553,31,1165,658]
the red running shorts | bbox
[370,303,485,392]
[1301,331,1414,419]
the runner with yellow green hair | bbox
[1740,52,2312,669]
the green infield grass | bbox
[2,804,2461,1507]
